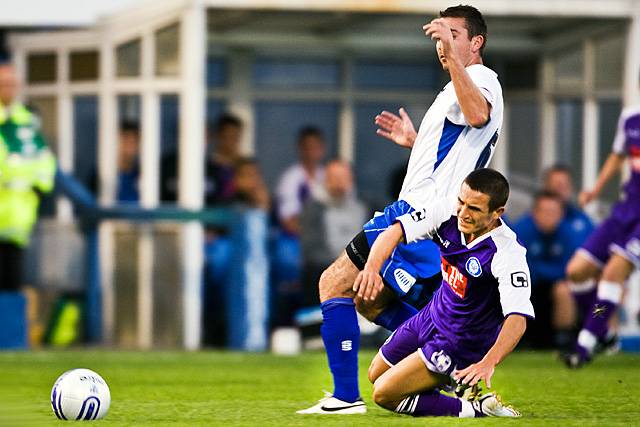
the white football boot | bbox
[473,393,521,417]
[297,392,366,414]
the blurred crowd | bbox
[0,59,616,350]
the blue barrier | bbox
[0,292,27,349]
[55,171,268,350]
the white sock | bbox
[459,399,476,418]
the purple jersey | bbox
[394,207,535,364]
[613,106,640,200]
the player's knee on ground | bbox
[372,377,401,410]
[318,252,358,302]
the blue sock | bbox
[321,298,360,402]
[373,300,418,331]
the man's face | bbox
[544,171,573,203]
[456,183,501,236]
[0,65,19,106]
[215,124,242,157]
[325,161,353,200]
[532,197,564,234]
[436,17,478,70]
[299,135,326,166]
[119,130,139,162]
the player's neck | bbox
[463,218,501,245]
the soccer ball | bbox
[50,368,111,421]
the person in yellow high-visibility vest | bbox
[0,63,56,291]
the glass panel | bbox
[116,39,141,77]
[503,59,538,90]
[155,23,180,77]
[507,100,539,181]
[206,57,226,88]
[598,100,623,203]
[70,51,99,81]
[353,60,440,90]
[27,53,57,83]
[118,95,141,123]
[555,100,584,189]
[253,58,340,89]
[554,48,583,91]
[595,34,624,90]
[27,96,57,217]
[73,96,99,193]
[254,101,338,190]
[354,102,430,209]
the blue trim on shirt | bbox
[433,118,465,171]
[474,130,499,170]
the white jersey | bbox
[399,64,503,209]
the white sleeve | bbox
[396,199,453,243]
[446,67,500,126]
[612,111,628,155]
[276,167,302,221]
[491,243,535,319]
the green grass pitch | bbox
[0,350,638,426]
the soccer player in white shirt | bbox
[298,5,504,414]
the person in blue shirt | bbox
[514,190,591,349]
[542,164,593,236]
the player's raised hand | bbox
[353,269,384,302]
[578,189,596,208]
[375,108,417,148]
[423,18,454,55]
[453,359,496,388]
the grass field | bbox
[0,350,638,426]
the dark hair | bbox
[214,113,243,133]
[543,163,572,180]
[120,120,140,134]
[463,168,509,212]
[297,126,325,145]
[533,189,564,206]
[440,5,487,54]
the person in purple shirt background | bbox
[355,168,533,418]
[564,105,640,368]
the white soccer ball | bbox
[50,368,111,421]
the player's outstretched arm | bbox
[453,314,526,388]
[423,19,490,128]
[579,152,625,207]
[353,222,404,301]
[375,108,417,148]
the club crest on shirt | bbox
[465,257,482,277]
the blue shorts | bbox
[346,200,441,301]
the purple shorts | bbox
[379,305,481,380]
[580,199,640,267]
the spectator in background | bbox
[89,121,141,203]
[276,126,326,235]
[231,157,270,210]
[0,63,56,292]
[543,164,593,234]
[161,113,243,205]
[513,191,585,350]
[300,160,367,307]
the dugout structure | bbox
[8,0,640,349]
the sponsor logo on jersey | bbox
[465,257,482,277]
[510,271,529,287]
[441,257,468,298]
[394,268,416,293]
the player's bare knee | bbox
[372,380,398,410]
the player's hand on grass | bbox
[454,358,496,388]
[578,189,596,208]
[375,108,417,148]
[353,268,384,301]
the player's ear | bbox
[493,206,505,220]
[471,35,484,54]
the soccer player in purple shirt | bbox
[563,104,640,368]
[355,168,533,418]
